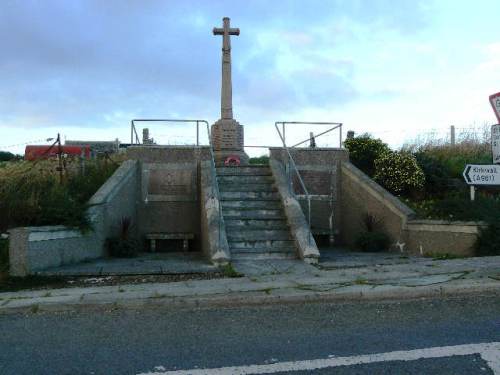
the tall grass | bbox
[402,125,493,180]
[0,157,122,232]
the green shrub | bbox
[344,134,390,177]
[0,239,8,273]
[354,214,391,252]
[0,158,120,232]
[374,151,425,196]
[249,155,269,165]
[106,217,139,258]
[355,232,390,252]
[476,223,500,256]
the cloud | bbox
[0,0,435,137]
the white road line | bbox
[138,342,500,375]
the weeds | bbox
[221,263,243,278]
[0,158,121,232]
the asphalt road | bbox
[1,294,499,374]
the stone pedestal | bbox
[211,119,249,165]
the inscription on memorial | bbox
[148,170,192,196]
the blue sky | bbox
[1,0,499,155]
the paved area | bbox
[37,252,219,276]
[1,250,499,314]
[1,295,499,374]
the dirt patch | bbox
[0,272,226,293]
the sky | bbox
[1,0,499,156]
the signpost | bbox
[463,164,500,186]
[489,92,500,123]
[463,164,500,201]
[492,124,500,164]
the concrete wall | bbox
[340,161,415,250]
[270,159,320,263]
[199,161,230,264]
[404,220,485,257]
[340,161,484,256]
[9,160,139,276]
[269,148,349,240]
[126,146,211,250]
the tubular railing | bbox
[130,119,205,145]
[274,121,343,244]
[274,122,312,244]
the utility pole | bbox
[56,133,63,184]
[450,125,456,146]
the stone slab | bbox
[37,253,218,276]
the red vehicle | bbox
[24,145,91,161]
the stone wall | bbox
[199,161,230,264]
[270,159,320,263]
[404,220,485,257]
[269,148,349,240]
[340,161,415,249]
[340,161,484,256]
[126,146,211,250]
[9,160,140,276]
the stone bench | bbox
[145,233,194,252]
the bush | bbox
[476,223,500,256]
[355,232,390,252]
[344,134,390,177]
[0,239,8,273]
[0,151,17,162]
[354,213,391,252]
[106,217,139,258]
[249,155,269,165]
[0,158,120,232]
[374,151,425,196]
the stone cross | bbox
[213,17,239,120]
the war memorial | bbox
[8,18,483,276]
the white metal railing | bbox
[274,121,343,244]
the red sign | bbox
[25,145,91,161]
[490,92,500,123]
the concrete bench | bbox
[145,233,194,252]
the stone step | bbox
[219,183,276,192]
[231,252,297,260]
[222,209,284,219]
[217,175,274,184]
[226,229,292,241]
[225,218,289,230]
[228,239,296,249]
[221,200,282,210]
[220,191,280,200]
[216,166,271,176]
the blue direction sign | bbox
[463,164,500,185]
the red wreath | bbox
[224,155,241,166]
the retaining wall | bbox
[269,148,349,239]
[9,160,139,276]
[126,146,211,250]
[340,161,484,256]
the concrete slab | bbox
[232,259,317,277]
[37,252,218,276]
[319,247,426,269]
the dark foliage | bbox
[344,134,390,177]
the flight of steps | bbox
[217,165,297,260]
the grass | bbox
[0,156,122,232]
[424,253,465,261]
[220,263,243,278]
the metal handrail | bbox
[276,121,343,148]
[130,119,206,145]
[274,122,313,244]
